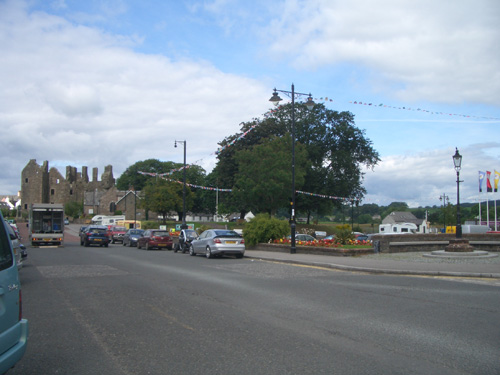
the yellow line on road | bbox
[148,304,195,331]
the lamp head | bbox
[305,94,315,111]
[174,141,177,148]
[452,147,462,171]
[269,89,282,106]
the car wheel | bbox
[145,242,150,251]
[84,241,89,247]
[122,240,126,246]
[205,246,212,259]
[104,243,108,247]
[189,244,195,256]
[137,242,142,249]
[235,253,243,259]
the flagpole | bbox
[495,198,498,231]
[487,196,490,228]
[479,194,482,225]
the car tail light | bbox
[214,238,222,243]
[19,290,23,321]
[241,239,245,244]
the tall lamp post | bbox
[453,148,462,238]
[445,147,474,252]
[174,140,187,229]
[439,193,449,233]
[269,84,315,254]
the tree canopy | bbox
[214,103,380,221]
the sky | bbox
[1,0,500,208]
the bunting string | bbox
[296,190,352,202]
[214,125,257,155]
[161,177,232,192]
[312,97,500,121]
[138,165,190,177]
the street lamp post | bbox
[174,140,187,229]
[269,84,315,254]
[453,148,462,238]
[439,193,449,233]
[445,147,474,252]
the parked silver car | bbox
[189,229,245,259]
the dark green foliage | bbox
[243,214,290,247]
[334,224,355,244]
[233,135,309,216]
[141,179,194,224]
[116,159,178,191]
[214,103,380,221]
[64,201,83,218]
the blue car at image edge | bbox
[0,212,29,374]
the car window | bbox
[0,220,13,271]
[4,221,17,240]
[89,228,107,234]
[214,230,240,237]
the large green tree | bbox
[233,135,309,215]
[116,159,179,191]
[141,179,194,223]
[116,159,207,218]
[215,103,380,221]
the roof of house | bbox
[382,211,425,225]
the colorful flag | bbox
[495,170,500,192]
[486,171,493,192]
[479,171,485,192]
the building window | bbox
[25,178,28,183]
[70,189,73,195]
[51,189,55,195]
[56,179,60,184]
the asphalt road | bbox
[10,238,500,375]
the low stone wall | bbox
[372,233,500,253]
[248,243,374,256]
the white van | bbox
[92,215,125,225]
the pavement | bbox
[243,249,500,279]
[19,224,500,279]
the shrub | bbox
[335,224,354,245]
[243,214,290,247]
[196,224,210,235]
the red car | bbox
[137,229,173,250]
[107,225,127,244]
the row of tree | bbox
[115,102,380,222]
[335,201,497,228]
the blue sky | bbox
[1,0,500,208]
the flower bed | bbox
[272,238,372,249]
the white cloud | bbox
[0,1,271,194]
[267,0,500,105]
[363,144,500,207]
